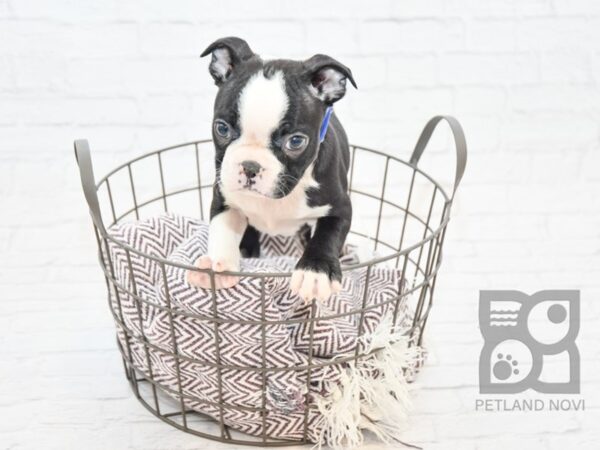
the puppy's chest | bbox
[227,188,330,236]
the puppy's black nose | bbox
[241,160,261,179]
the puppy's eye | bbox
[214,120,231,139]
[284,134,309,152]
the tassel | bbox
[313,318,425,449]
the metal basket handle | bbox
[74,139,107,236]
[409,115,467,201]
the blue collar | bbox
[319,106,333,143]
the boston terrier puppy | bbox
[188,37,356,303]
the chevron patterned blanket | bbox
[107,214,418,445]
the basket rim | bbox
[92,139,452,277]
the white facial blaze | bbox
[238,71,288,143]
[220,70,289,198]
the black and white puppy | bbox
[188,37,356,303]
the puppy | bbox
[188,37,356,302]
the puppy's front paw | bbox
[290,258,342,303]
[187,255,240,290]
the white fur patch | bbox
[238,70,288,144]
[207,208,247,271]
[290,269,342,303]
[225,164,330,236]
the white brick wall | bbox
[1,0,599,448]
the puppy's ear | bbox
[303,54,357,105]
[200,37,255,85]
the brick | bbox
[359,19,465,54]
[0,159,69,195]
[529,151,581,183]
[117,0,205,22]
[517,18,590,52]
[461,152,530,184]
[501,113,597,151]
[137,95,192,126]
[0,96,140,126]
[515,0,555,16]
[413,390,463,415]
[444,0,516,17]
[0,56,14,91]
[335,56,387,90]
[3,327,115,354]
[540,52,592,83]
[548,435,600,450]
[7,22,139,58]
[66,58,125,94]
[455,214,547,241]
[511,85,600,112]
[508,183,599,213]
[120,58,205,94]
[458,185,509,213]
[0,21,56,56]
[0,95,68,125]
[455,87,507,113]
[428,441,478,450]
[448,115,503,153]
[140,23,202,57]
[0,0,9,18]
[350,90,405,121]
[439,52,539,85]
[396,415,437,444]
[471,437,550,450]
[554,0,600,15]
[390,0,445,17]
[467,19,517,52]
[10,0,121,22]
[13,55,66,90]
[64,25,140,58]
[208,0,306,21]
[305,20,358,56]
[213,21,306,57]
[592,51,600,83]
[545,214,600,239]
[581,149,600,181]
[436,412,579,439]
[388,54,437,87]
[435,343,481,366]
[416,364,478,388]
[293,0,393,20]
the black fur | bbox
[240,225,261,258]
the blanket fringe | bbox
[313,319,425,449]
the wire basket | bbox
[75,115,466,446]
